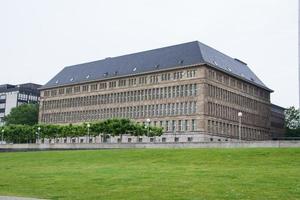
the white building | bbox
[0,83,41,126]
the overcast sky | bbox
[0,0,298,108]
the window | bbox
[178,120,182,132]
[138,138,143,143]
[119,79,127,87]
[50,90,57,97]
[82,85,89,92]
[129,78,136,86]
[128,138,132,143]
[188,137,193,142]
[58,88,65,95]
[150,75,159,84]
[187,69,196,78]
[173,71,183,79]
[99,83,107,89]
[0,95,6,100]
[44,91,50,97]
[73,86,80,93]
[174,137,179,142]
[109,81,116,88]
[91,84,98,91]
[162,138,166,143]
[161,73,170,81]
[172,120,176,132]
[66,87,73,94]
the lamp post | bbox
[1,129,4,144]
[238,112,243,141]
[87,123,90,143]
[37,127,41,144]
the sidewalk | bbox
[0,197,44,200]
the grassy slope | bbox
[0,148,299,200]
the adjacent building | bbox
[39,41,274,141]
[270,104,286,139]
[0,83,41,126]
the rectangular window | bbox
[178,120,182,131]
[74,86,81,93]
[118,79,127,87]
[91,84,98,91]
[82,85,89,92]
[66,87,73,94]
[99,83,107,89]
[109,81,116,88]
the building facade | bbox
[0,83,41,126]
[39,41,273,141]
[270,104,286,139]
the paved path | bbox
[0,197,44,200]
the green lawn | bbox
[0,148,299,200]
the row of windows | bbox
[207,102,269,128]
[208,84,269,115]
[207,69,270,101]
[18,93,38,101]
[207,120,269,140]
[41,101,197,124]
[42,84,198,110]
[44,69,198,97]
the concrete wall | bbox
[1,141,300,151]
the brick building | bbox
[39,41,273,141]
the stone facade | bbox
[270,104,285,139]
[39,64,272,141]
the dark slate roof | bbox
[0,83,41,94]
[42,41,272,91]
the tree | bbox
[284,106,300,129]
[4,103,39,125]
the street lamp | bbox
[37,127,41,144]
[87,123,90,143]
[238,112,243,141]
[1,129,4,144]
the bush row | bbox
[0,118,163,143]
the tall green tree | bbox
[284,106,300,129]
[4,103,39,125]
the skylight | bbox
[226,67,232,72]
[178,60,184,64]
[70,77,74,81]
[133,67,137,72]
[86,75,90,79]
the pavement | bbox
[0,197,45,200]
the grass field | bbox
[0,148,299,200]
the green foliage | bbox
[284,106,300,129]
[285,127,300,137]
[0,118,164,143]
[3,103,39,125]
